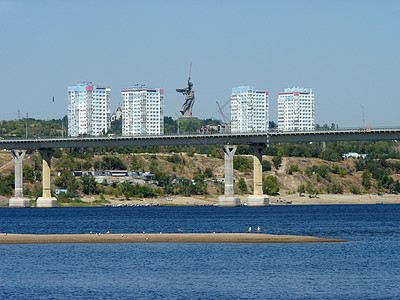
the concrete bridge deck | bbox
[1,128,400,149]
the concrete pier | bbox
[9,150,30,208]
[218,145,241,207]
[247,144,269,207]
[36,149,57,208]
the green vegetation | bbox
[233,156,252,172]
[237,178,248,193]
[262,176,279,195]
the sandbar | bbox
[0,233,346,244]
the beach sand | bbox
[0,233,346,245]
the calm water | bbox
[0,205,399,299]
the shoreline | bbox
[2,193,400,207]
[0,233,347,244]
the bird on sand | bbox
[257,226,261,233]
[248,227,252,233]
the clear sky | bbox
[0,0,399,127]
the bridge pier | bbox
[247,144,269,207]
[36,149,57,208]
[9,150,30,208]
[218,145,241,207]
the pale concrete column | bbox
[37,148,57,208]
[251,144,264,196]
[218,145,241,207]
[9,150,30,208]
[222,145,237,196]
[247,144,269,207]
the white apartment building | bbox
[68,82,111,136]
[121,84,164,136]
[278,87,315,132]
[230,86,269,133]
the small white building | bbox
[342,152,367,159]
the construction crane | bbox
[216,101,229,123]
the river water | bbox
[0,205,399,299]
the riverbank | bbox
[0,233,346,244]
[2,193,400,207]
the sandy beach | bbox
[0,233,346,244]
[87,193,400,206]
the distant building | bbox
[343,152,367,159]
[68,82,111,136]
[197,124,231,134]
[230,86,269,133]
[121,84,164,135]
[278,87,315,132]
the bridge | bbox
[2,128,400,208]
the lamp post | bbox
[360,105,365,129]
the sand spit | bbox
[0,233,346,245]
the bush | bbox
[326,182,344,194]
[204,168,213,178]
[272,155,282,169]
[262,161,272,172]
[298,184,306,196]
[350,185,361,194]
[167,154,184,164]
[238,178,248,193]
[233,156,253,173]
[286,164,298,175]
[262,176,279,195]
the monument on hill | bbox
[176,63,197,119]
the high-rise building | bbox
[68,82,111,136]
[230,86,269,133]
[278,87,315,131]
[121,84,164,136]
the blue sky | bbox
[0,0,399,127]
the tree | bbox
[262,161,272,172]
[101,156,126,170]
[362,170,372,190]
[54,170,78,195]
[233,156,253,172]
[238,177,248,193]
[298,184,306,196]
[262,176,279,195]
[81,175,99,195]
[272,155,282,169]
[204,167,213,178]
[23,165,35,183]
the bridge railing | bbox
[2,126,400,141]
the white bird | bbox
[98,233,101,236]
[106,231,110,234]
[146,238,149,241]
[248,227,252,233]
[159,232,162,234]
[121,234,124,237]
[90,231,92,234]
[143,231,145,234]
[257,226,261,233]
[4,233,7,236]
[213,232,216,234]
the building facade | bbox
[68,82,111,136]
[230,86,269,133]
[121,84,164,136]
[278,87,315,132]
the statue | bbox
[176,63,195,118]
